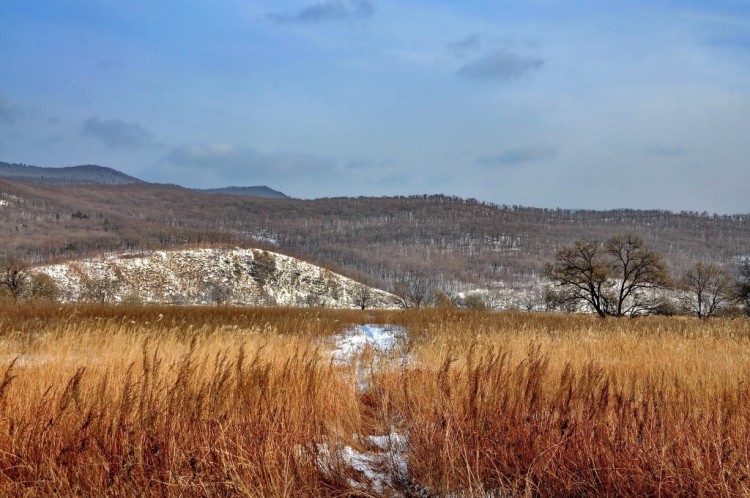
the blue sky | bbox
[1,1,749,213]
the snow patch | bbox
[331,324,408,363]
[314,432,409,494]
[331,324,409,392]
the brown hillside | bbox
[1,179,748,291]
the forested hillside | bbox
[1,179,748,292]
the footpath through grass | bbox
[0,303,749,496]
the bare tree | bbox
[1,257,27,301]
[522,285,545,312]
[542,239,611,317]
[543,234,670,317]
[392,271,436,308]
[353,283,373,310]
[392,280,407,308]
[605,234,671,316]
[680,262,734,319]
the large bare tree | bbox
[543,234,670,317]
[680,262,734,319]
[605,234,671,316]
[542,239,612,316]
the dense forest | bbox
[1,179,748,293]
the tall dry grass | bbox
[376,310,750,496]
[1,304,750,496]
[0,303,370,496]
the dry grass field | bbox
[1,304,749,496]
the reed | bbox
[0,303,749,496]
[380,310,750,496]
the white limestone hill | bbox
[34,248,398,308]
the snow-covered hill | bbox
[34,248,397,308]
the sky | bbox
[1,1,749,214]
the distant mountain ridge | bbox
[0,161,288,197]
[195,186,288,199]
[0,162,143,185]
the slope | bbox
[34,247,397,308]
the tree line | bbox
[3,180,750,296]
[542,233,750,319]
[1,175,749,314]
[2,233,750,319]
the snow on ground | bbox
[331,324,408,363]
[320,324,415,495]
[331,323,409,392]
[315,431,410,495]
[33,248,398,308]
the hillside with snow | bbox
[2,169,748,299]
[34,248,397,308]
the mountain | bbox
[194,186,289,199]
[0,161,288,197]
[0,162,144,185]
[34,247,396,308]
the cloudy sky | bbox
[1,1,749,213]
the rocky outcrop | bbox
[34,248,397,308]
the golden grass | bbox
[0,304,749,496]
[379,310,750,496]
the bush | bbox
[463,294,487,311]
[26,273,60,302]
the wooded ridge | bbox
[2,174,747,297]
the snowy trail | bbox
[322,324,417,495]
